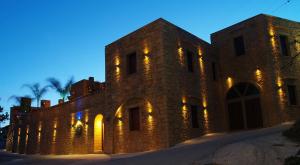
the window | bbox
[127,52,137,74]
[212,62,217,81]
[233,36,245,56]
[129,107,140,131]
[191,105,199,128]
[186,50,194,72]
[287,85,297,105]
[279,35,290,56]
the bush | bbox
[284,156,300,165]
[283,120,300,143]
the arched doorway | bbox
[226,82,263,131]
[94,114,104,153]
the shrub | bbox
[284,156,300,165]
[283,120,300,143]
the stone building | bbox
[6,14,300,154]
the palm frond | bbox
[47,78,63,93]
[64,77,74,92]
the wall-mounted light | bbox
[117,116,122,121]
[144,47,150,55]
[227,77,233,88]
[148,111,153,116]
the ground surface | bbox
[0,122,298,165]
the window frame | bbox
[279,35,290,56]
[190,105,199,128]
[287,85,297,105]
[128,107,140,131]
[212,62,217,81]
[186,50,194,72]
[126,52,137,75]
[233,36,246,56]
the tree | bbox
[0,98,9,128]
[22,83,49,107]
[0,106,9,124]
[47,77,74,102]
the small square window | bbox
[127,52,137,75]
[186,50,194,72]
[287,85,297,105]
[191,105,199,128]
[233,36,245,56]
[279,35,290,56]
[212,62,217,81]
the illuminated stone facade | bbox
[6,14,300,155]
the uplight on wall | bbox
[255,68,263,83]
[115,56,121,82]
[227,77,233,88]
[178,46,184,65]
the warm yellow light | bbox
[118,120,123,126]
[115,57,120,66]
[255,69,262,82]
[144,47,149,55]
[204,109,208,117]
[147,102,153,113]
[269,24,277,51]
[227,77,233,88]
[203,109,209,133]
[269,27,275,37]
[178,47,184,65]
[182,96,187,104]
[115,106,123,119]
[38,122,42,132]
[71,114,75,126]
[202,100,207,109]
[178,47,183,53]
[277,77,282,88]
[85,114,89,123]
[25,125,29,147]
[148,115,153,122]
[26,125,29,134]
[145,55,150,61]
[75,120,83,128]
[198,47,203,56]
[182,105,187,111]
[52,129,57,142]
[94,114,103,152]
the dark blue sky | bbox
[0,0,299,126]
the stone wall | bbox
[105,19,170,153]
[7,14,300,155]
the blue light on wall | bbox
[76,111,83,120]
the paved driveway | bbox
[0,122,293,165]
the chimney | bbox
[20,97,31,112]
[58,99,64,104]
[41,100,51,108]
[88,77,94,82]
[20,97,31,108]
[88,77,95,93]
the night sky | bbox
[0,0,299,126]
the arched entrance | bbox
[226,82,263,131]
[94,114,104,153]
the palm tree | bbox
[22,83,49,107]
[47,77,74,102]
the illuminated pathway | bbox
[0,122,294,165]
